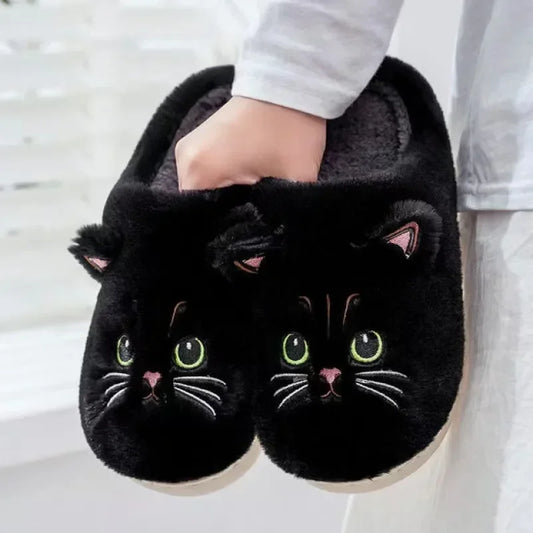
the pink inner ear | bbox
[243,257,263,269]
[83,255,110,272]
[234,256,264,274]
[384,222,420,258]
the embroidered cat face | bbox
[101,301,227,420]
[70,227,234,419]
[248,199,450,481]
[212,198,446,479]
[269,292,409,413]
[213,199,440,413]
[69,208,255,482]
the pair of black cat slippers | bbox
[70,57,464,495]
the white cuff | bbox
[232,63,361,119]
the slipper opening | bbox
[151,85,232,193]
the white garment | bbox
[232,0,403,119]
[451,1,533,211]
[232,0,533,211]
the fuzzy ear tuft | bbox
[207,202,284,280]
[68,224,122,281]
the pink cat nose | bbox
[143,371,161,389]
[320,368,341,385]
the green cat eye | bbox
[282,333,309,366]
[116,335,134,367]
[174,337,205,369]
[350,330,383,364]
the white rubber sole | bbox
[309,353,470,494]
[135,437,261,496]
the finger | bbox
[179,172,260,191]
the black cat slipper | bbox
[69,66,261,494]
[215,57,465,490]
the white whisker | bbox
[174,387,217,419]
[354,370,408,380]
[103,381,128,397]
[271,373,307,382]
[356,383,399,409]
[355,378,404,396]
[175,383,221,402]
[273,379,307,398]
[277,384,308,411]
[174,376,227,389]
[102,372,130,380]
[106,387,127,409]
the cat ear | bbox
[207,202,284,280]
[68,224,122,281]
[379,200,442,264]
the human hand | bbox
[175,96,326,190]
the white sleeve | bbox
[232,0,404,119]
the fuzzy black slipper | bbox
[69,66,261,492]
[214,57,464,488]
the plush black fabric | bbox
[69,66,257,483]
[213,57,464,482]
[70,57,463,486]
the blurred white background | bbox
[0,0,462,531]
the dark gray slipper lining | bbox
[151,81,411,193]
